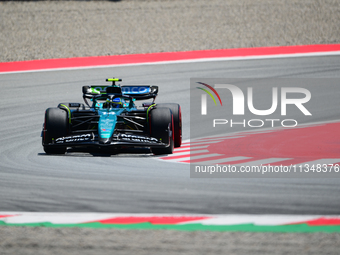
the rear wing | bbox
[82,85,159,100]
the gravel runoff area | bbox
[1,226,340,255]
[1,0,340,254]
[0,0,340,62]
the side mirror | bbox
[82,86,91,94]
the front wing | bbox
[44,133,171,149]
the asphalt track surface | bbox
[1,55,340,214]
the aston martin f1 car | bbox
[41,78,182,155]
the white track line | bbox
[233,158,293,166]
[1,212,340,226]
[301,159,340,165]
[174,146,209,152]
[186,141,222,146]
[166,153,223,162]
[196,156,252,165]
[192,136,244,142]
[164,149,208,157]
[179,215,328,226]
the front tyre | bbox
[43,108,68,154]
[150,107,174,155]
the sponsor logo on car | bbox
[122,86,150,94]
[55,134,92,143]
[117,134,159,143]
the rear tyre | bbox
[43,108,68,154]
[150,107,174,155]
[156,103,182,148]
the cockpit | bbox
[94,97,130,109]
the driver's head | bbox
[112,98,124,108]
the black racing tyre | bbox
[157,103,182,147]
[43,108,68,154]
[150,107,174,155]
